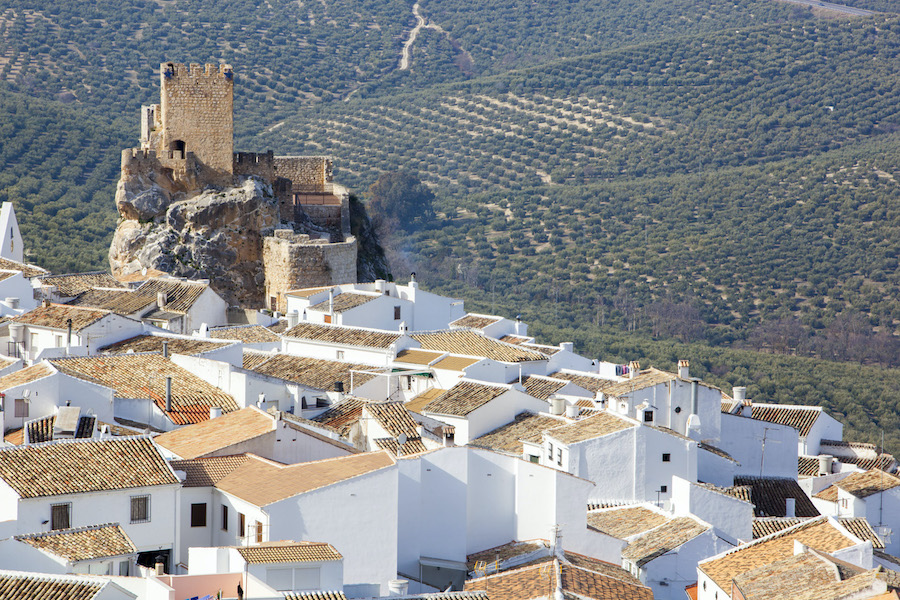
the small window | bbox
[190,503,207,527]
[557,448,562,466]
[548,443,553,460]
[239,513,246,537]
[54,335,63,348]
[336,350,344,360]
[394,306,401,320]
[255,520,263,543]
[662,453,671,462]
[660,485,668,493]
[51,503,71,530]
[324,314,332,324]
[119,561,130,576]
[14,399,28,418]
[130,495,150,523]
[529,455,539,463]
[643,410,653,422]
[222,505,229,531]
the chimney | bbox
[257,393,266,408]
[550,397,565,416]
[388,580,409,596]
[732,386,746,402]
[597,392,606,408]
[677,360,689,379]
[43,298,50,309]
[409,272,418,289]
[66,318,73,352]
[157,291,167,308]
[818,455,834,476]
[785,498,796,518]
[559,342,573,353]
[690,380,698,415]
[628,361,640,379]
[162,341,169,358]
[287,311,299,328]
[210,406,222,419]
[165,377,172,412]
[375,279,386,293]
[154,555,165,576]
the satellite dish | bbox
[398,433,408,446]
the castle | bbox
[114,63,359,312]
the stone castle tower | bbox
[111,62,363,312]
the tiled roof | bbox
[25,414,95,444]
[374,436,429,456]
[242,350,273,371]
[467,540,548,571]
[0,571,105,600]
[0,363,54,390]
[14,304,110,331]
[798,456,819,477]
[520,375,569,401]
[603,368,678,397]
[413,330,547,363]
[16,523,136,561]
[285,286,333,298]
[114,267,168,284]
[464,557,653,600]
[432,355,481,371]
[134,278,209,313]
[699,442,738,463]
[732,549,872,600]
[154,407,274,459]
[405,388,446,414]
[170,455,252,487]
[696,481,753,504]
[841,454,899,473]
[587,506,671,539]
[549,371,618,394]
[236,540,342,564]
[450,314,501,329]
[243,353,379,392]
[67,288,155,316]
[423,381,509,417]
[814,469,900,502]
[0,437,178,498]
[283,322,401,349]
[522,342,561,356]
[366,402,419,438]
[308,292,378,313]
[312,398,368,435]
[209,325,281,344]
[499,334,531,345]
[545,411,634,445]
[3,428,23,445]
[470,412,566,453]
[395,348,445,365]
[49,354,239,426]
[284,592,347,600]
[751,403,822,437]
[0,257,47,278]
[99,334,230,355]
[40,272,122,297]
[621,517,709,566]
[698,517,859,591]
[752,517,884,549]
[214,451,395,506]
[733,475,820,517]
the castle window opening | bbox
[170,140,186,159]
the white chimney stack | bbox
[388,579,409,596]
[209,406,222,419]
[733,386,747,402]
[785,498,796,518]
[678,360,689,379]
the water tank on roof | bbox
[9,322,23,342]
[550,397,565,416]
[4,297,18,309]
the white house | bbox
[188,541,344,595]
[744,401,843,456]
[540,410,698,506]
[35,272,126,304]
[0,437,181,570]
[133,277,228,334]
[811,469,900,556]
[281,321,411,367]
[170,450,397,598]
[0,270,38,318]
[717,409,799,479]
[0,523,138,576]
[0,202,24,264]
[208,324,283,351]
[671,476,754,545]
[0,570,138,600]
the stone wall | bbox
[274,156,333,189]
[263,230,358,313]
[159,63,234,174]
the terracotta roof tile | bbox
[40,272,121,297]
[622,517,709,566]
[99,334,230,355]
[499,335,531,345]
[699,442,738,463]
[732,549,872,600]
[283,322,401,349]
[114,268,168,284]
[522,343,561,356]
[753,517,884,549]
[285,286,333,298]
[0,437,178,498]
[424,381,509,417]
[67,288,155,316]
[154,407,274,459]
[814,469,900,502]
[432,355,481,371]
[284,592,347,600]
[243,353,379,392]
[545,411,634,445]
[549,371,618,394]
[395,349,445,366]
[170,455,252,487]
[733,475,820,517]
[413,330,547,363]
[214,451,395,506]
[798,456,819,477]
[467,540,548,571]
[236,540,342,563]
[374,436,428,456]
[603,368,678,397]
[0,363,54,391]
[49,354,238,426]
[134,278,209,313]
[698,517,859,591]
[450,314,501,329]
[24,414,95,444]
[312,398,368,435]
[751,404,822,437]
[587,506,671,539]
[209,325,281,344]
[16,523,136,561]
[470,412,567,453]
[520,376,569,401]
[3,428,23,445]
[366,402,420,438]
[0,571,105,600]
[14,304,111,331]
[0,257,47,278]
[308,292,378,313]
[405,388,446,414]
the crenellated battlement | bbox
[161,62,234,81]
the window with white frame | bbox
[51,503,71,530]
[14,398,27,418]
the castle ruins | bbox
[115,62,358,312]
